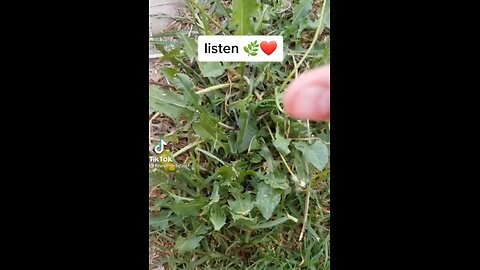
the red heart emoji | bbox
[260,41,277,55]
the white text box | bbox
[198,35,283,62]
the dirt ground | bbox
[149,0,186,55]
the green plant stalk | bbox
[198,7,212,35]
[279,0,328,93]
[158,183,194,201]
[186,1,203,36]
[172,139,204,158]
[298,183,311,241]
[245,230,251,243]
[196,83,231,94]
[254,5,268,33]
[188,0,229,34]
[196,147,227,165]
[274,86,283,113]
[299,117,318,241]
[252,214,297,229]
[175,58,205,84]
[239,62,246,95]
[264,121,297,180]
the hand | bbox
[283,64,330,122]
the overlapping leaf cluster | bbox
[149,0,330,269]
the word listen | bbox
[198,35,283,62]
[204,43,239,54]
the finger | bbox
[283,65,330,122]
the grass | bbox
[149,0,330,269]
